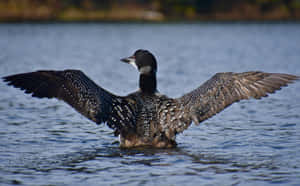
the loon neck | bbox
[139,73,157,94]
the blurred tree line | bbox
[0,0,299,21]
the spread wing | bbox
[3,70,136,132]
[171,71,298,133]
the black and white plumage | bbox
[3,49,299,148]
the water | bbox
[0,23,300,186]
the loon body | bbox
[3,50,299,148]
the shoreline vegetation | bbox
[1,0,300,22]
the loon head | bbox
[121,49,157,74]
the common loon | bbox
[3,49,299,148]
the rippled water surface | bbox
[0,23,300,186]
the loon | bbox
[3,49,299,148]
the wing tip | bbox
[2,75,11,83]
[293,75,300,81]
[2,75,19,87]
[274,73,299,80]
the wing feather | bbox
[177,71,299,128]
[3,70,122,126]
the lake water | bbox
[0,23,300,186]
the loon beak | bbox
[121,56,138,69]
[121,56,135,63]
